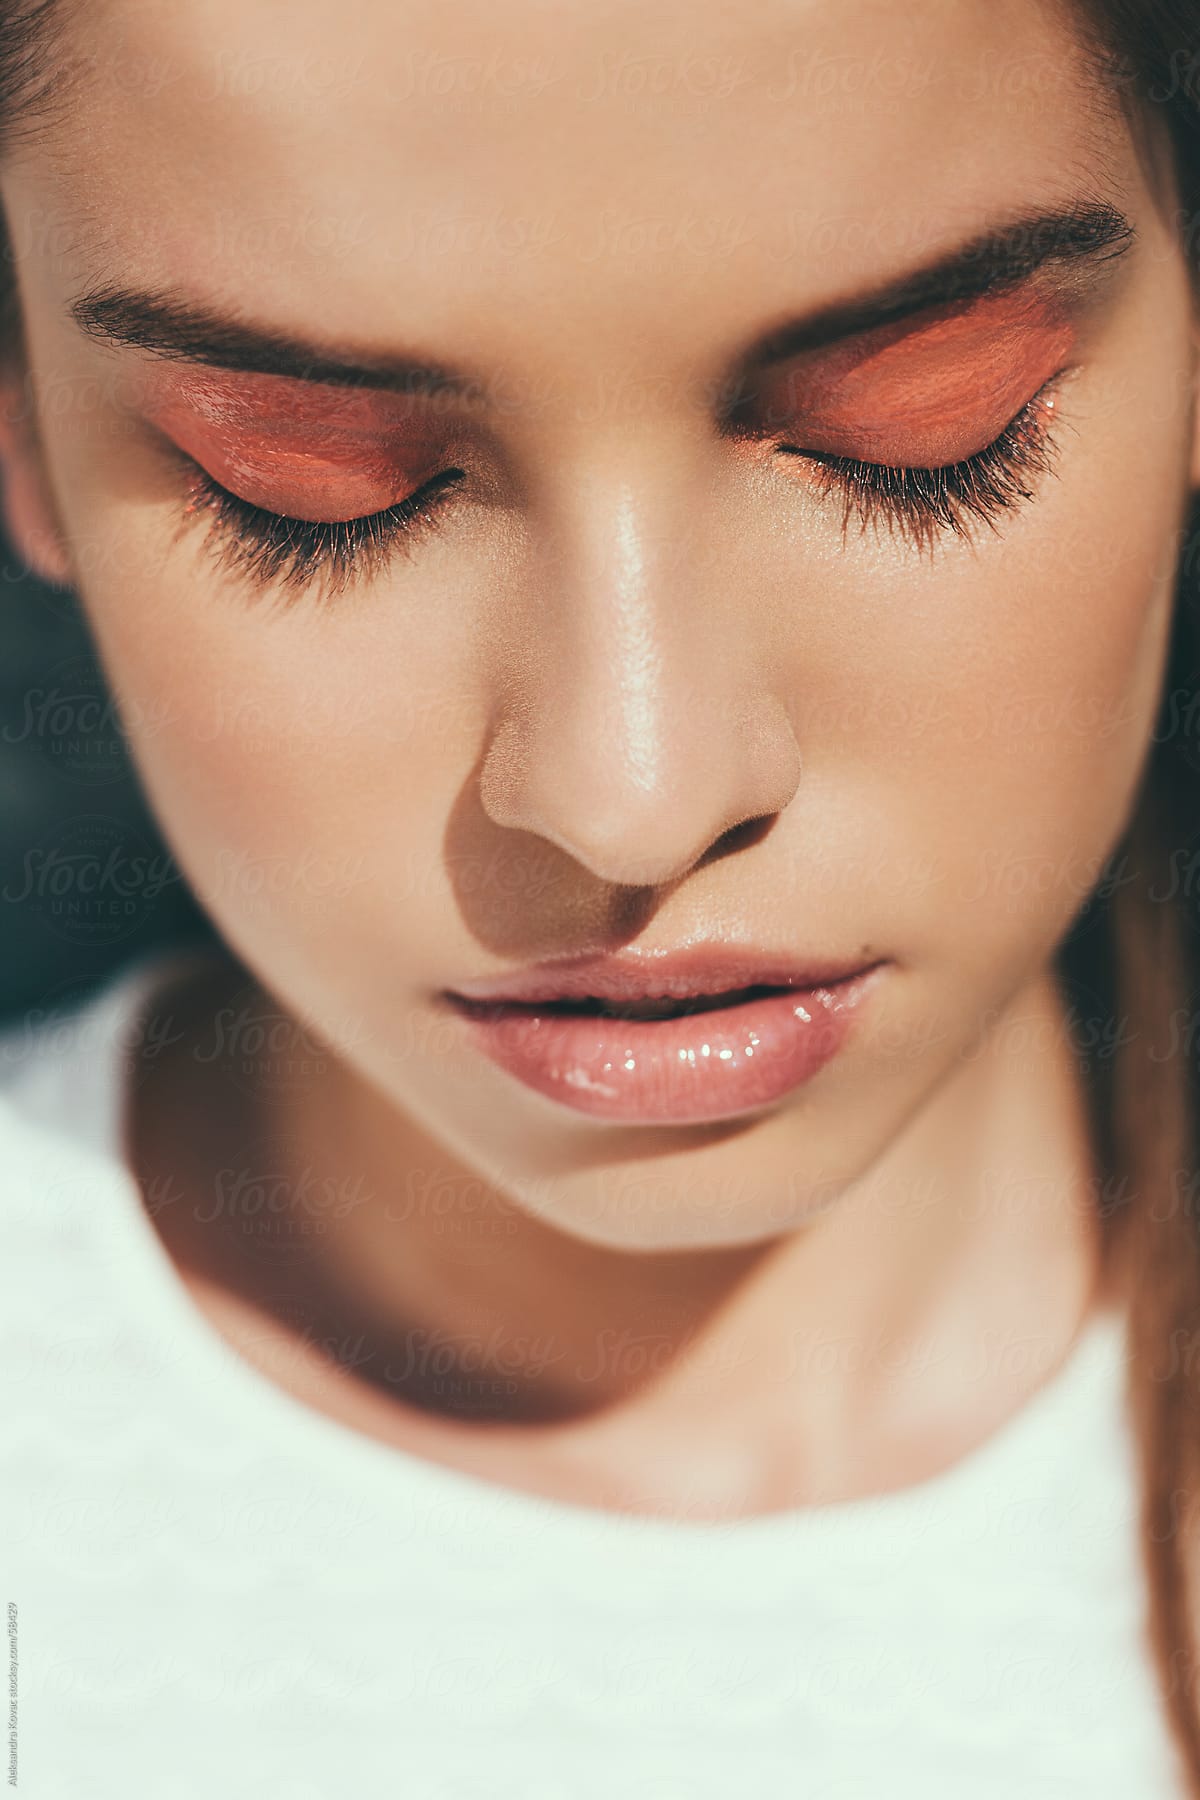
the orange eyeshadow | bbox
[752,285,1076,466]
[142,368,454,521]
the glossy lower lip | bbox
[443,966,884,1124]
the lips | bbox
[449,946,876,1006]
[462,981,796,1022]
[442,949,885,1125]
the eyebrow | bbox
[744,199,1135,367]
[66,198,1136,399]
[67,286,479,397]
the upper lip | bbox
[446,945,884,1006]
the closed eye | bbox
[174,462,468,606]
[772,374,1070,553]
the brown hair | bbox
[1054,3,1200,1788]
[3,0,1200,1783]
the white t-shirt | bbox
[0,945,1188,1799]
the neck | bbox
[135,954,1106,1511]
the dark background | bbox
[0,531,219,1024]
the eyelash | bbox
[778,375,1067,553]
[176,374,1066,604]
[178,463,465,604]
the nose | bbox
[479,455,803,890]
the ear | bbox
[0,368,72,588]
[1191,305,1200,494]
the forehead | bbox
[25,0,1118,367]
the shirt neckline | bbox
[58,941,1135,1552]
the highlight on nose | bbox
[474,469,805,889]
[476,688,804,890]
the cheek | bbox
[123,651,457,931]
[836,423,1186,974]
[58,519,464,965]
[32,359,504,1002]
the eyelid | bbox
[194,461,433,525]
[777,361,1078,470]
[777,370,1069,553]
[738,292,1078,466]
[157,424,445,523]
[172,452,466,606]
[140,376,480,525]
[189,458,453,522]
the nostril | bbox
[699,813,776,866]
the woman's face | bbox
[2,0,1198,1247]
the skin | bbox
[1,0,1198,1516]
